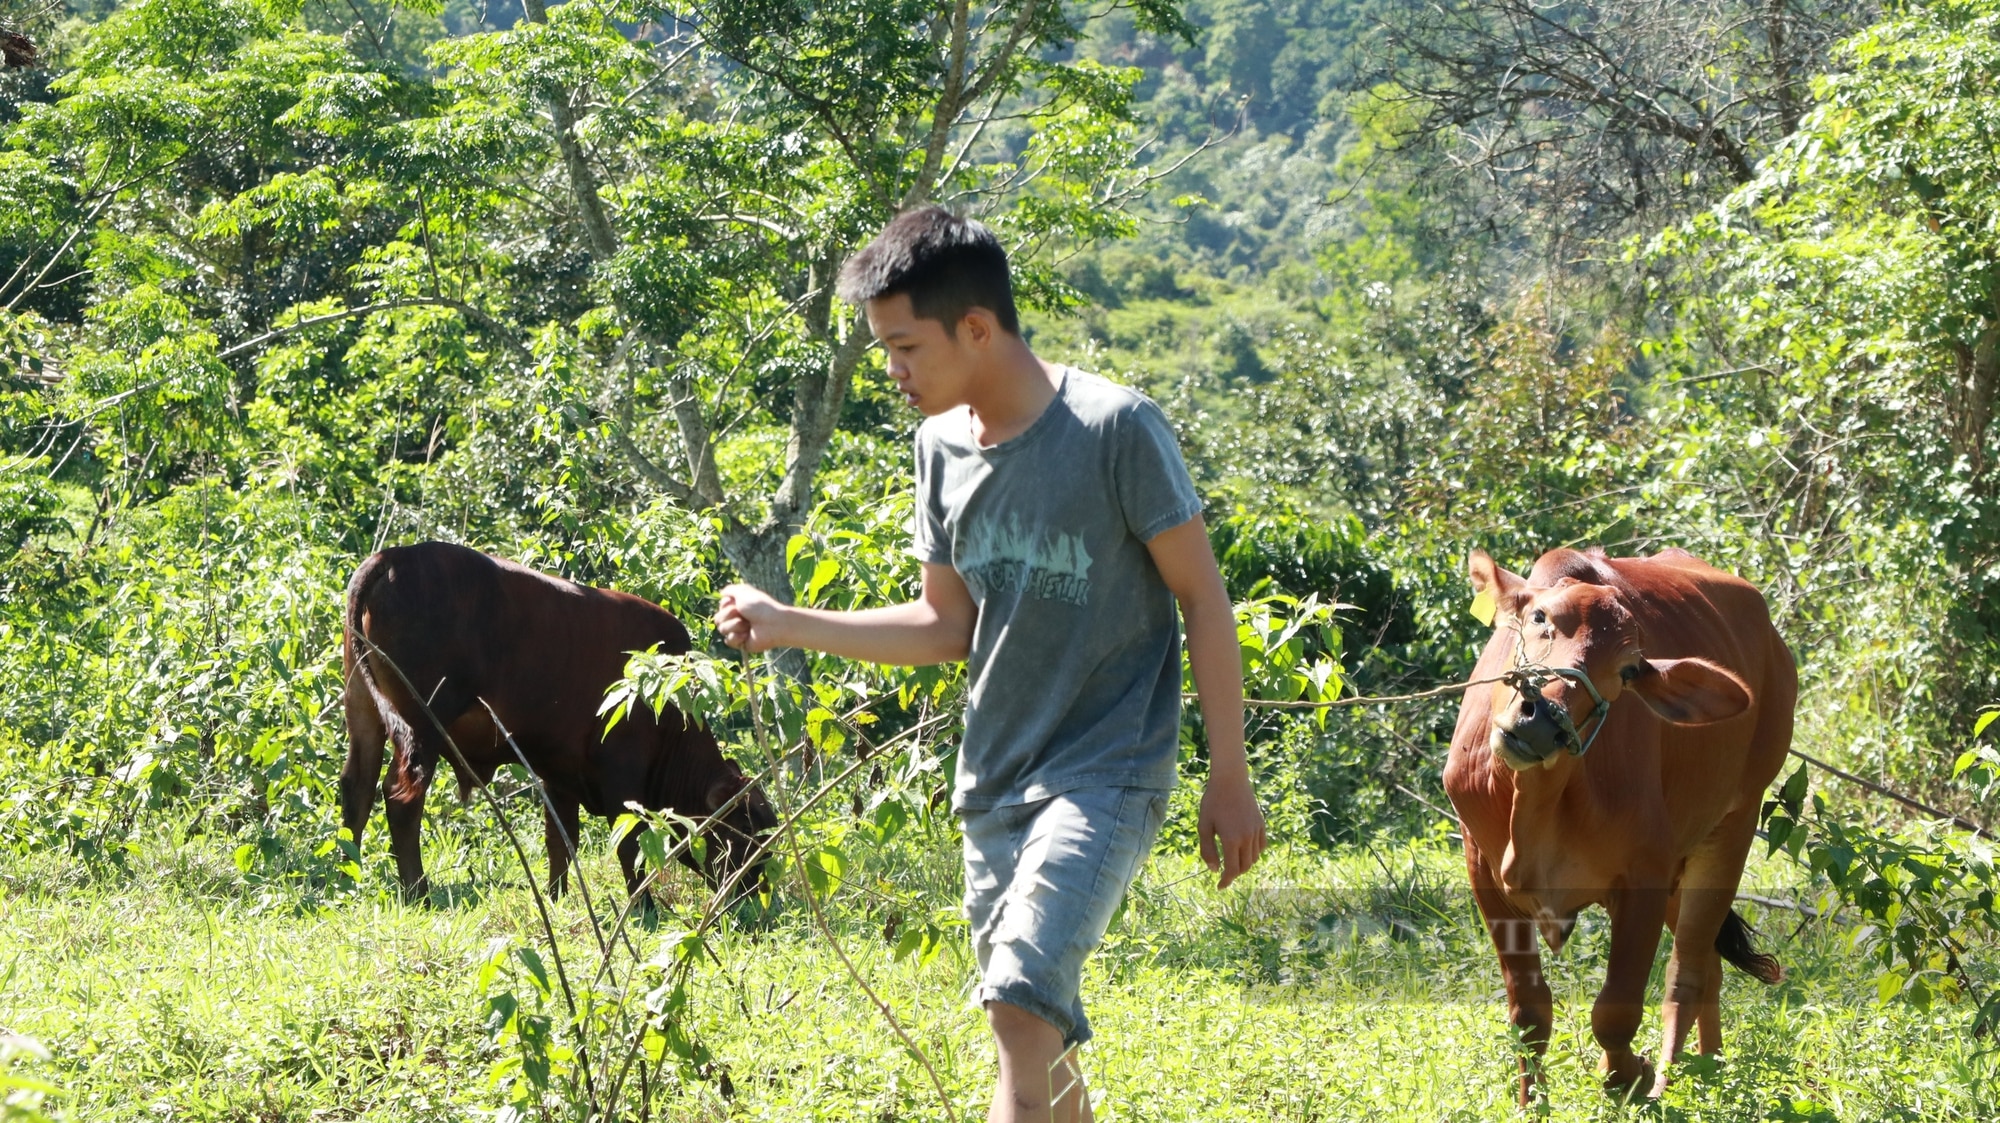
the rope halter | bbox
[1499,656,1611,759]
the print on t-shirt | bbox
[956,511,1094,606]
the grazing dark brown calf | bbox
[1445,547,1794,1103]
[340,541,775,904]
[1,30,36,69]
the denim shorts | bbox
[961,786,1170,1047]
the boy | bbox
[715,206,1265,1123]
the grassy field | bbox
[1,816,1990,1122]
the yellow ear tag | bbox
[1469,588,1497,627]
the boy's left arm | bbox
[1146,515,1267,889]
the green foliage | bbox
[0,310,51,382]
[1224,594,1344,712]
[1762,752,2000,1039]
[0,486,348,869]
[1209,507,1407,646]
[4,0,2000,1110]
[477,938,569,1116]
[1637,0,2000,772]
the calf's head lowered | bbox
[659,725,778,900]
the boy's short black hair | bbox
[837,206,1020,336]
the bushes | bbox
[1209,507,1407,648]
[0,485,348,864]
[1762,711,2000,1038]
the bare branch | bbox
[1375,0,1874,254]
[609,403,706,509]
[217,298,531,364]
[903,0,973,207]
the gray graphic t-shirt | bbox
[912,368,1204,811]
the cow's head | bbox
[1467,550,1752,771]
[692,755,779,898]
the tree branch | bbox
[770,317,871,525]
[961,0,1041,108]
[609,404,706,509]
[216,298,531,364]
[521,0,622,260]
[904,0,968,207]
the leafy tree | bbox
[0,0,1199,618]
[1643,0,2000,750]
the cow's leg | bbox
[1465,840,1552,1106]
[1654,806,1760,1095]
[379,699,470,902]
[1595,881,1669,1098]
[544,795,582,900]
[339,655,387,857]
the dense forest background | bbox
[5,0,1994,837]
[3,0,2000,1116]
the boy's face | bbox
[864,292,986,416]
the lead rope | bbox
[1214,619,1990,833]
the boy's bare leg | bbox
[987,1002,1092,1123]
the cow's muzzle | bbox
[1489,665,1608,771]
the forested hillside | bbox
[3,0,1999,1118]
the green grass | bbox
[1,821,1991,1122]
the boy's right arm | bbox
[714,562,976,666]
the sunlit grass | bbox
[1,826,1990,1121]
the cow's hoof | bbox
[1513,1054,1552,1110]
[1599,1052,1655,1101]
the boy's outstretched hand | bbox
[1198,770,1267,889]
[715,583,785,652]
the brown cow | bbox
[340,541,775,904]
[1,30,35,69]
[1444,546,1794,1103]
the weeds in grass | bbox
[1762,713,2000,1043]
[0,1032,56,1123]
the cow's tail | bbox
[345,552,431,802]
[1716,908,1784,984]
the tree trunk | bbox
[1964,317,1998,485]
[1766,0,1802,137]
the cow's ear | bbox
[704,773,747,813]
[1626,657,1751,725]
[1466,550,1525,625]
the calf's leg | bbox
[544,795,582,899]
[384,740,434,901]
[379,698,466,901]
[614,825,662,922]
[1466,841,1553,1105]
[375,679,477,902]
